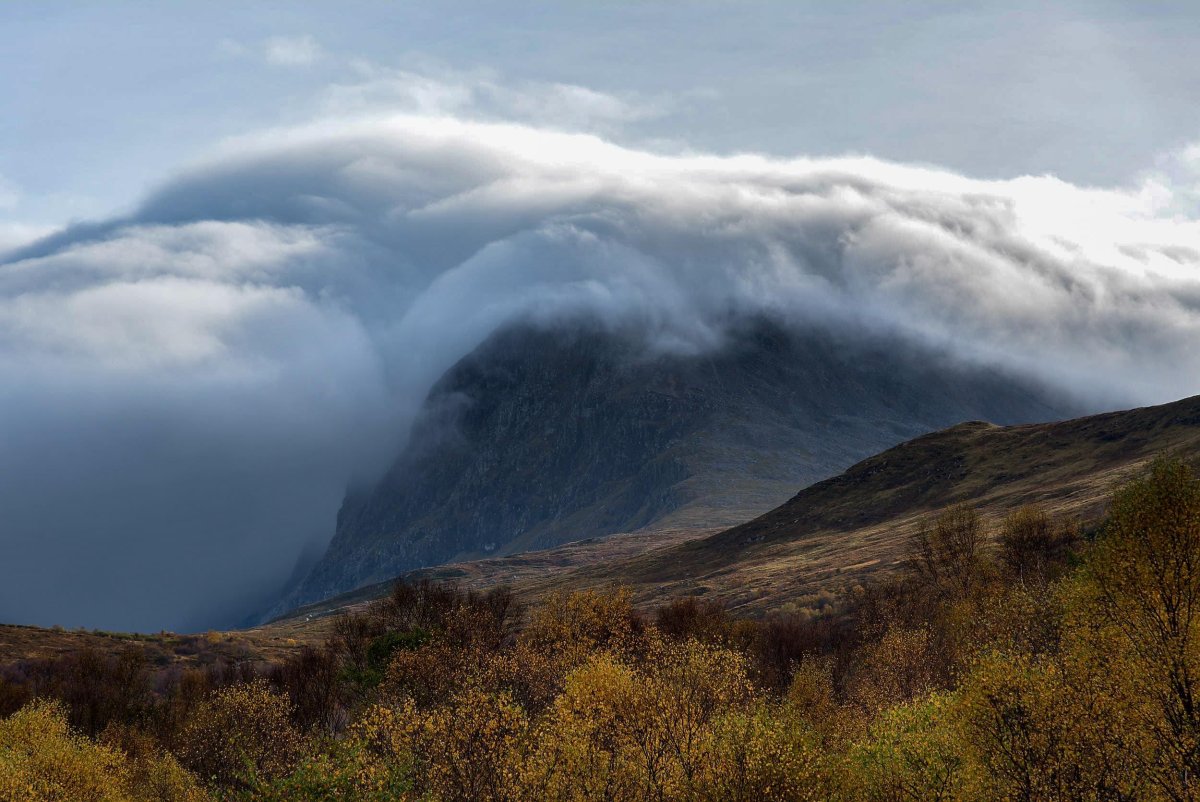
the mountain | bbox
[272,392,1200,630]
[588,391,1200,613]
[278,319,1071,613]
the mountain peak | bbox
[276,318,1073,615]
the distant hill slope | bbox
[566,392,1200,613]
[276,393,1200,626]
[278,318,1069,614]
[12,396,1195,663]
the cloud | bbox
[0,222,53,257]
[323,63,668,131]
[263,34,325,67]
[2,102,1199,631]
[217,34,330,68]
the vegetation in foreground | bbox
[3,457,1200,800]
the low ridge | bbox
[276,393,1200,624]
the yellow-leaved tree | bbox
[0,699,204,802]
[1086,457,1200,800]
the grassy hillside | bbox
[278,393,1200,626]
[0,620,324,670]
[601,392,1200,612]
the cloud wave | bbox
[2,110,1199,630]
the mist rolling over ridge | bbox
[2,77,1200,630]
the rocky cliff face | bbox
[279,319,1071,612]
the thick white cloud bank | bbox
[2,111,1199,630]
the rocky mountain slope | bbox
[273,393,1200,629]
[279,319,1071,613]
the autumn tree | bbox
[177,679,303,792]
[0,699,204,802]
[998,505,1077,585]
[908,503,986,602]
[1088,457,1200,801]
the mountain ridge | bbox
[276,318,1072,616]
[272,392,1200,626]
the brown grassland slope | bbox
[602,391,1200,612]
[280,393,1200,625]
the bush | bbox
[784,656,844,740]
[844,693,965,802]
[908,504,985,601]
[357,689,527,802]
[747,611,840,692]
[269,646,346,734]
[99,723,209,802]
[477,588,652,715]
[177,679,303,792]
[998,506,1077,583]
[0,699,204,802]
[239,734,412,802]
[848,627,941,713]
[698,703,830,802]
[16,647,152,737]
[520,588,647,662]
[0,674,32,719]
[522,640,754,800]
[958,643,1146,801]
[0,699,129,801]
[655,597,734,644]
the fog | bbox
[2,105,1199,631]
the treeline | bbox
[2,457,1200,800]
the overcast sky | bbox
[2,2,1199,632]
[4,0,1200,234]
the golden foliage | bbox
[1079,457,1200,800]
[784,656,849,743]
[241,732,411,801]
[98,722,209,802]
[0,699,205,802]
[697,703,830,802]
[177,679,302,791]
[522,639,754,801]
[958,641,1148,802]
[520,588,647,663]
[843,693,965,802]
[356,688,528,802]
[849,626,940,713]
